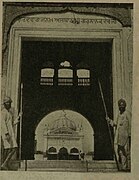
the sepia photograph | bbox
[1,1,136,178]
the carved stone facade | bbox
[42,115,83,160]
[2,3,133,101]
[2,3,132,70]
[1,3,133,162]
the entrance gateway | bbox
[6,12,132,161]
[35,110,94,160]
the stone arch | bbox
[58,147,69,160]
[2,6,132,162]
[35,108,95,131]
[2,3,132,57]
[48,147,57,153]
[69,147,79,160]
[70,147,79,153]
[47,147,57,160]
[35,109,94,159]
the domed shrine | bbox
[50,114,76,131]
[43,111,84,160]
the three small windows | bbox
[40,61,90,86]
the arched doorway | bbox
[58,147,69,160]
[70,148,79,160]
[21,40,113,160]
[47,147,57,160]
[6,12,124,161]
[2,4,133,172]
[35,110,94,160]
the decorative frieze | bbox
[2,4,132,55]
[17,16,118,25]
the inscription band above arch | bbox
[3,4,132,53]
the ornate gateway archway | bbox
[2,5,133,161]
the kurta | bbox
[1,108,18,149]
[116,110,131,146]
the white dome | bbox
[50,114,76,131]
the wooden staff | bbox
[98,79,120,171]
[19,83,23,160]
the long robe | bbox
[115,110,131,147]
[115,110,131,170]
[1,108,18,149]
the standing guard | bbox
[1,96,20,170]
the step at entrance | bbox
[19,160,118,172]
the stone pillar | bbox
[73,66,78,86]
[112,35,124,123]
[43,135,48,154]
[121,28,133,112]
[53,66,58,86]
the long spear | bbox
[98,79,120,171]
